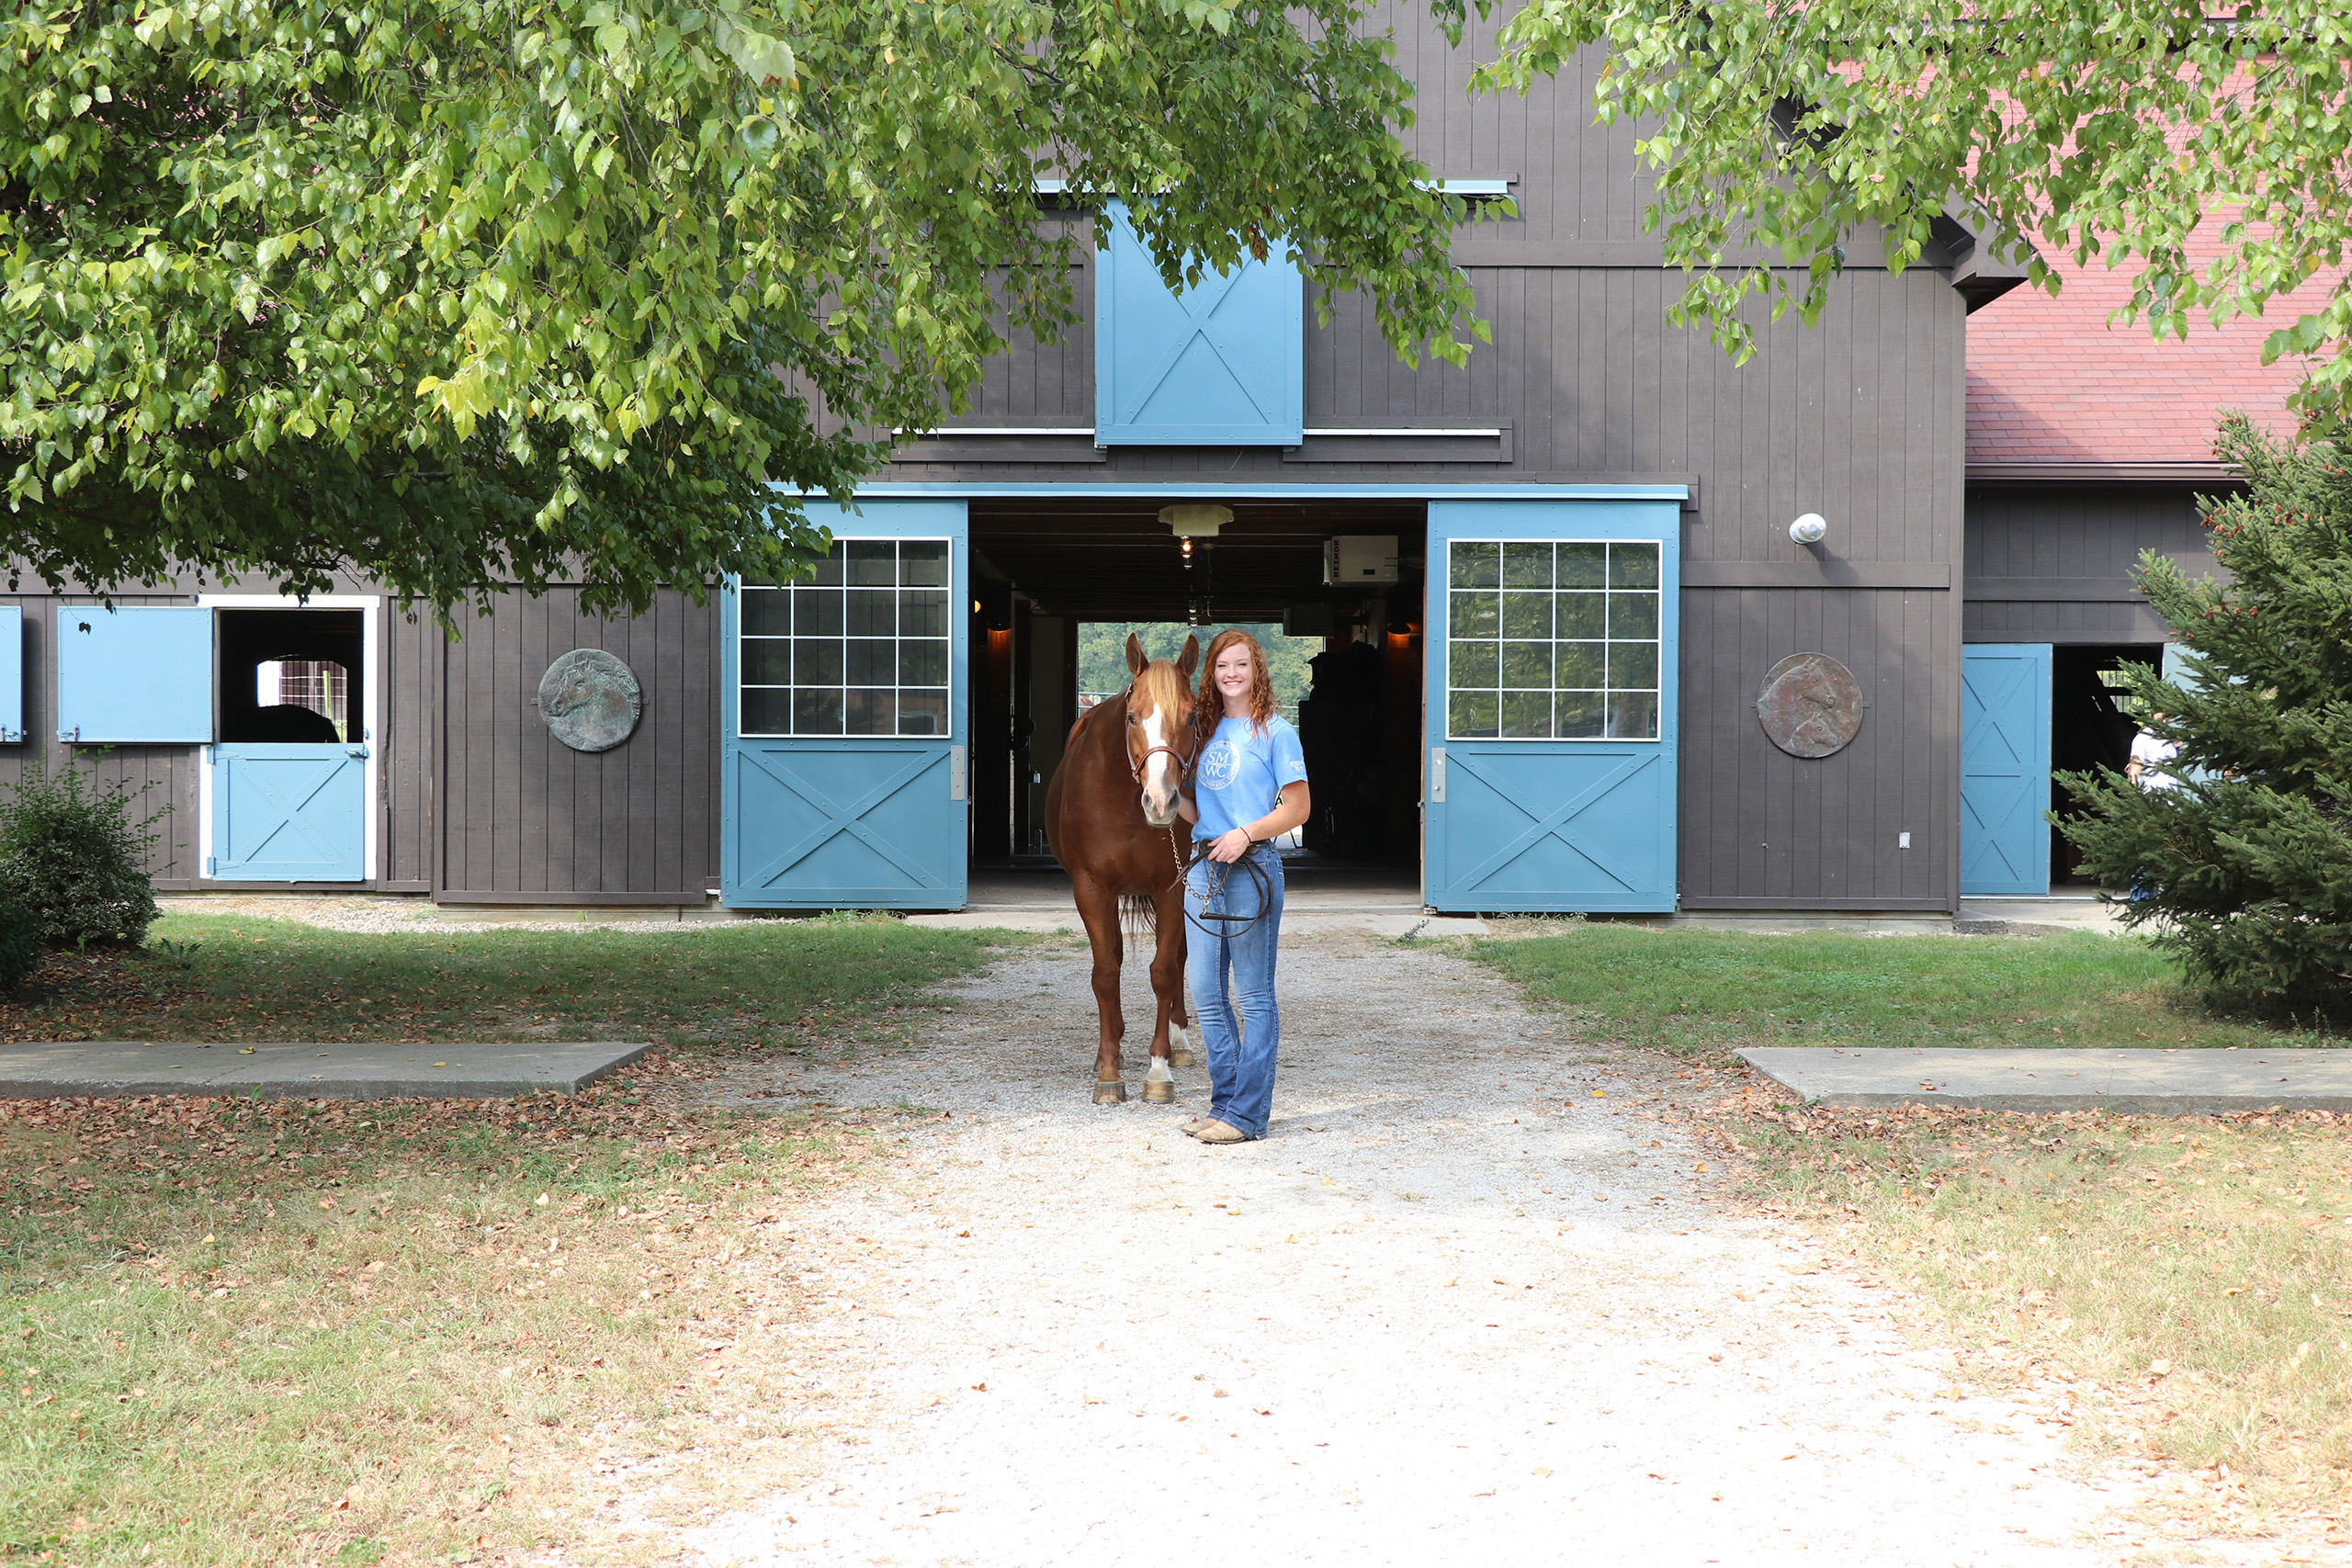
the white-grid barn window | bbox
[1445,539,1660,740]
[739,539,952,737]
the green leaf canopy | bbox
[1,0,1485,615]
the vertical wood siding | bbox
[435,589,720,900]
[1964,483,2221,643]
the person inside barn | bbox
[1176,629,1312,1144]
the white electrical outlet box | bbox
[1323,535,1399,585]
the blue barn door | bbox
[1093,202,1303,446]
[1960,644,2052,897]
[1424,500,1679,913]
[722,501,969,910]
[212,745,368,880]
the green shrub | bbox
[0,760,164,948]
[0,902,41,988]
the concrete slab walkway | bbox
[0,1039,650,1100]
[1742,1044,2352,1114]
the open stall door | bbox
[721,501,969,909]
[1960,643,2053,897]
[1423,499,1679,913]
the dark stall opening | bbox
[217,609,365,744]
[967,498,1426,903]
[2050,643,2162,887]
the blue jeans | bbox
[1184,844,1285,1139]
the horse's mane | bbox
[1126,658,1192,727]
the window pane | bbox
[845,639,896,686]
[741,588,792,637]
[793,638,842,686]
[1499,690,1552,739]
[1555,591,1604,639]
[791,688,842,735]
[1499,639,1551,689]
[1554,641,1606,688]
[899,588,948,638]
[1500,590,1552,639]
[1609,641,1659,690]
[899,639,948,687]
[1608,691,1660,739]
[1448,690,1498,739]
[1501,541,1553,588]
[793,588,842,637]
[844,688,896,735]
[1449,638,1498,689]
[1609,591,1659,638]
[808,547,844,586]
[741,638,791,686]
[845,540,896,586]
[898,690,947,736]
[1451,590,1499,639]
[1451,541,1499,589]
[1610,542,1660,589]
[900,540,949,586]
[741,688,793,736]
[844,589,895,637]
[1556,543,1606,587]
[1555,691,1607,738]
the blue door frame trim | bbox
[777,482,1688,503]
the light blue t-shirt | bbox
[1193,714,1307,842]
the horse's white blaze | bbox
[1145,1056,1174,1084]
[1137,704,1180,824]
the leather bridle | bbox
[1125,685,1197,787]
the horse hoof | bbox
[1141,1078,1175,1104]
[1091,1080,1128,1105]
[1168,1048,1198,1068]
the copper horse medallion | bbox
[1756,652,1863,759]
[537,649,643,752]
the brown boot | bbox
[1192,1121,1248,1145]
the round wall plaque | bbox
[537,649,643,752]
[1756,652,1864,759]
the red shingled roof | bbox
[1966,251,2335,467]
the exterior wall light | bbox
[1159,503,1233,538]
[1789,513,1828,546]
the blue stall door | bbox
[211,745,368,881]
[1423,498,1681,913]
[1960,644,2053,897]
[725,741,965,908]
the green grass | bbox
[6,910,1028,1053]
[0,914,1026,1566]
[1467,925,2329,1059]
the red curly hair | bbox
[1193,628,1277,744]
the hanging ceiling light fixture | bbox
[1159,503,1232,538]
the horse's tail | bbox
[1121,893,1156,937]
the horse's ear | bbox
[1125,633,1146,675]
[1179,635,1200,683]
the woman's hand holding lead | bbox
[1207,828,1253,863]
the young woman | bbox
[1175,630,1311,1144]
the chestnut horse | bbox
[1043,634,1198,1105]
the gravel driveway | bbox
[683,930,2145,1567]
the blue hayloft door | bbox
[722,501,969,910]
[1424,500,1680,913]
[1093,202,1303,446]
[1960,644,2052,897]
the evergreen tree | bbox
[2057,415,2352,1020]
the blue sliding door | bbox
[721,501,969,910]
[1960,643,2052,897]
[1424,500,1679,913]
[212,744,368,881]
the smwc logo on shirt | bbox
[1199,739,1240,791]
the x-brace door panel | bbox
[212,744,367,881]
